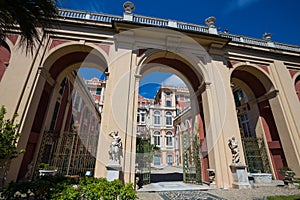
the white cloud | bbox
[162,74,186,87]
[225,0,260,13]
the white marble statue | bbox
[108,131,122,164]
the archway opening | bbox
[135,53,208,187]
[231,67,287,179]
[18,46,108,180]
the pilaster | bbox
[269,61,300,176]
[202,60,248,188]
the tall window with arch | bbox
[153,131,161,146]
[165,131,173,147]
[165,111,172,126]
[153,111,161,125]
[233,89,254,137]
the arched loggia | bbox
[231,65,287,179]
[17,44,108,179]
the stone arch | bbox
[42,43,108,80]
[134,49,208,183]
[230,63,275,95]
[18,43,108,179]
[136,49,208,91]
[230,63,287,179]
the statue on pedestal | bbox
[228,136,240,164]
[228,136,251,188]
[108,131,122,164]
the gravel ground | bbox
[137,186,300,200]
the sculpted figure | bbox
[228,136,240,164]
[108,131,122,163]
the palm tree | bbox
[0,0,58,53]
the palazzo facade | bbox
[0,3,299,188]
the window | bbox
[167,155,173,165]
[184,95,190,102]
[153,131,161,146]
[166,100,171,107]
[96,88,102,95]
[154,155,161,166]
[165,111,172,126]
[140,111,146,123]
[137,112,140,123]
[165,132,173,146]
[238,113,252,137]
[180,95,184,101]
[165,91,170,98]
[233,89,246,107]
[50,101,60,131]
[59,78,67,95]
[153,111,161,125]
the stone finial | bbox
[205,16,216,28]
[123,1,135,14]
[263,33,272,41]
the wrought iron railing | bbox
[182,134,202,184]
[35,130,98,177]
[241,137,271,173]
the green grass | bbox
[267,195,300,200]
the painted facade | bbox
[0,4,299,188]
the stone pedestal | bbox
[230,164,251,189]
[252,173,272,183]
[106,163,122,181]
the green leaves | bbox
[3,176,137,200]
[0,105,23,167]
[0,0,58,53]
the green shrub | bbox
[51,185,80,200]
[2,176,137,200]
[120,183,137,200]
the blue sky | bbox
[61,0,300,98]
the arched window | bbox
[165,111,172,126]
[153,111,161,125]
[165,131,173,146]
[153,131,161,146]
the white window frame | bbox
[165,131,173,147]
[153,131,161,146]
[153,111,161,125]
[165,111,173,126]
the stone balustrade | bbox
[57,9,300,53]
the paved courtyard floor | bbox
[137,182,300,200]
